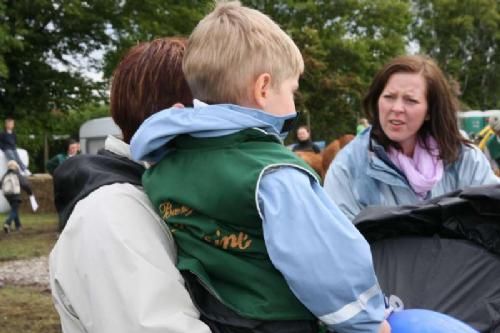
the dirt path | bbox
[0,256,49,289]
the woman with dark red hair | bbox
[324,55,499,221]
[49,38,210,333]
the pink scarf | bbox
[388,136,444,199]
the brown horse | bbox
[294,134,355,181]
[295,151,324,179]
[321,134,355,173]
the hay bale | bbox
[19,174,56,214]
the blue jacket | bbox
[0,131,17,151]
[324,127,500,221]
[131,102,385,333]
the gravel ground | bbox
[0,256,49,289]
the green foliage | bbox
[412,0,500,109]
[0,0,208,170]
[0,2,14,78]
[0,0,115,118]
[102,0,209,77]
[1,0,499,153]
[2,0,412,144]
[243,0,411,141]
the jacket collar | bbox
[365,131,412,189]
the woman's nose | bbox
[390,98,405,113]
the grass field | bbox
[0,286,61,333]
[0,213,61,333]
[0,213,59,262]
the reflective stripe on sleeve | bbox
[319,283,381,325]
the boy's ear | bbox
[253,73,272,109]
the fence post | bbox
[44,133,49,173]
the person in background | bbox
[49,37,210,333]
[484,112,500,174]
[46,139,80,175]
[131,2,390,333]
[292,125,321,153]
[356,118,370,135]
[0,118,30,176]
[2,160,33,233]
[324,55,499,221]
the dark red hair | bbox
[363,55,468,164]
[110,37,192,143]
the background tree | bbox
[412,0,500,109]
[102,0,208,77]
[243,0,411,141]
[0,0,206,171]
[1,0,499,172]
[0,0,116,117]
[0,2,16,79]
[0,0,119,171]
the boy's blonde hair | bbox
[183,1,304,105]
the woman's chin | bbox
[386,133,404,144]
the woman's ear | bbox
[252,73,272,109]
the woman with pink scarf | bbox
[324,55,499,221]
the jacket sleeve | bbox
[19,174,33,195]
[258,167,385,333]
[46,154,62,175]
[458,145,500,186]
[49,183,211,333]
[323,160,363,221]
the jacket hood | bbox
[130,102,297,163]
[53,149,144,230]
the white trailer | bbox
[79,117,122,154]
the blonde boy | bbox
[131,2,389,333]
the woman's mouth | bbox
[389,120,405,125]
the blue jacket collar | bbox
[363,130,412,188]
[130,102,298,162]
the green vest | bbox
[487,135,500,161]
[46,153,68,174]
[143,129,318,321]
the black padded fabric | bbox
[371,237,500,332]
[354,184,500,332]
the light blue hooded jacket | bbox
[324,127,500,221]
[130,102,385,333]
